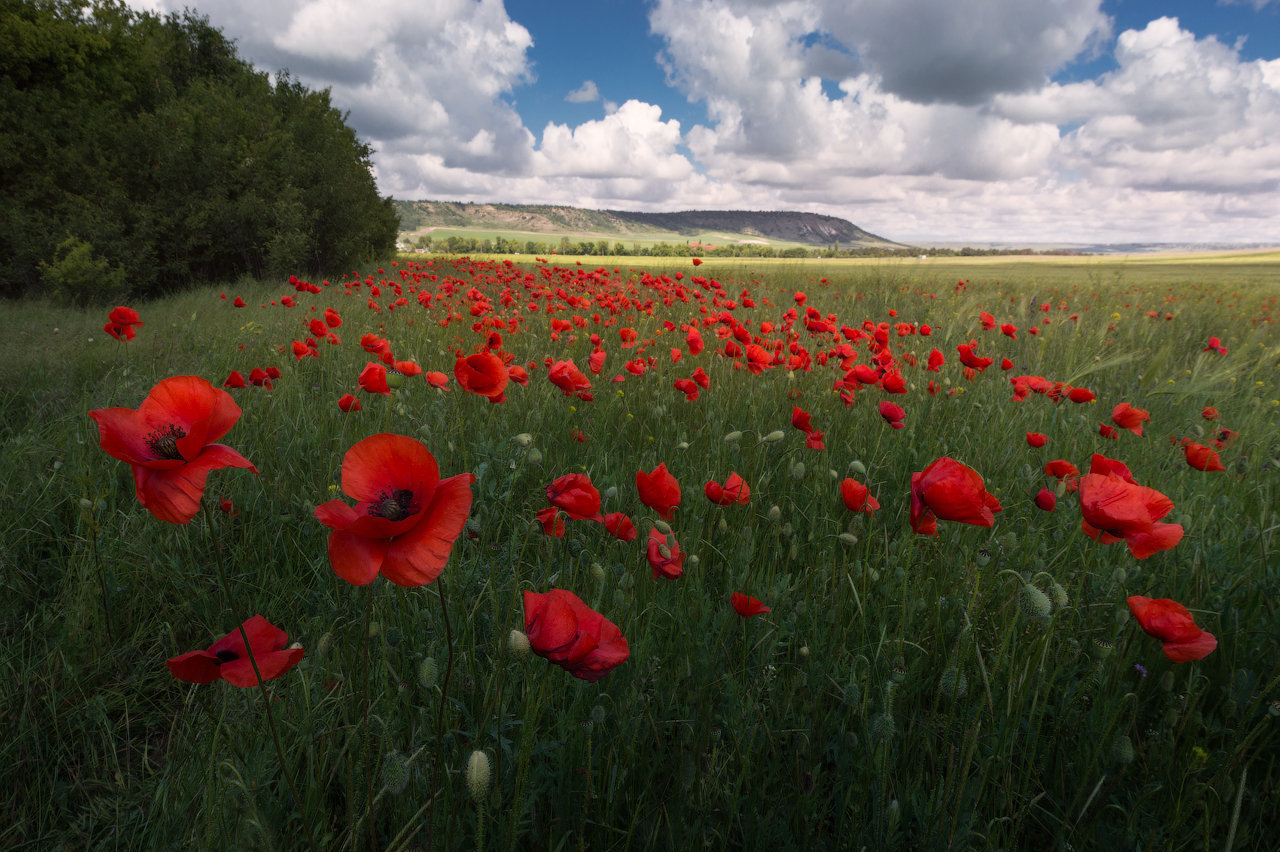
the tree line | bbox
[0,0,398,302]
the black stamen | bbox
[368,488,417,521]
[145,423,187,460]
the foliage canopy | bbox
[0,0,399,301]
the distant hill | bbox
[394,200,902,248]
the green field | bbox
[4,254,1279,850]
[403,226,819,252]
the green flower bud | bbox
[508,630,531,657]
[791,461,806,479]
[466,750,492,802]
[317,632,333,656]
[1049,582,1069,609]
[603,485,617,501]
[653,519,672,535]
[767,505,782,523]
[417,657,439,690]
[838,532,858,546]
[591,562,605,582]
[511,433,534,447]
[724,430,743,444]
[1018,585,1052,619]
[381,752,409,795]
[1112,735,1134,765]
[1159,670,1175,692]
[848,460,867,477]
[760,430,786,444]
[526,447,543,464]
[938,666,968,698]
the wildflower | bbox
[314,434,474,586]
[840,478,880,514]
[454,352,509,402]
[646,528,684,579]
[1183,442,1225,472]
[167,615,304,687]
[1111,403,1151,437]
[89,376,258,524]
[1127,596,1217,662]
[730,593,770,618]
[546,473,604,521]
[705,472,751,505]
[1079,453,1183,559]
[523,589,629,682]
[636,462,681,520]
[910,457,1002,535]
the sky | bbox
[122,0,1280,246]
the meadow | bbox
[3,253,1278,850]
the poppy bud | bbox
[724,430,743,444]
[317,632,333,655]
[767,505,782,523]
[466,750,492,802]
[368,621,381,638]
[527,448,543,464]
[653,519,672,536]
[603,485,617,500]
[591,562,605,582]
[791,461,806,479]
[508,629,532,657]
[849,460,867,476]
[1111,735,1134,766]
[657,544,672,559]
[717,517,728,534]
[870,713,895,745]
[938,666,967,698]
[1049,582,1069,609]
[511,433,534,447]
[417,656,439,689]
[760,430,786,444]
[781,522,794,538]
[381,752,409,795]
[838,533,858,546]
[1018,585,1052,619]
[1159,670,1175,692]
[1114,567,1126,585]
[799,645,810,658]
[975,550,991,567]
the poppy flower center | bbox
[215,649,239,663]
[145,424,187,460]
[369,488,417,522]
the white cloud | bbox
[122,0,1280,244]
[566,80,600,103]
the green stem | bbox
[427,574,455,852]
[361,582,376,852]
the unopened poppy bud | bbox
[526,447,543,464]
[367,620,381,638]
[1018,585,1052,619]
[317,632,333,655]
[511,432,534,447]
[791,461,806,479]
[828,468,839,480]
[767,505,782,523]
[653,519,672,535]
[975,550,991,567]
[288,641,303,651]
[590,704,606,725]
[848,460,867,476]
[603,485,617,501]
[688,554,699,566]
[760,430,786,443]
[781,522,793,538]
[508,629,532,657]
[658,544,672,559]
[938,666,967,698]
[417,656,439,689]
[1159,670,1175,692]
[466,750,492,802]
[385,369,405,389]
[724,430,743,444]
[1114,567,1126,585]
[1111,735,1134,765]
[676,441,689,450]
[716,517,728,534]
[79,497,93,511]
[381,752,409,795]
[1049,582,1069,609]
[838,532,858,546]
[591,562,605,582]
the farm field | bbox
[3,254,1279,850]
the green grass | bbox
[403,226,818,251]
[3,256,1279,850]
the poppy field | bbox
[4,254,1280,849]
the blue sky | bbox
[124,0,1280,244]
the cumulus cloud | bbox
[566,80,600,103]
[122,0,1280,244]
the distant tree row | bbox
[0,0,398,302]
[407,234,1086,260]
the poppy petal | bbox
[379,473,475,586]
[341,433,440,503]
[327,530,387,585]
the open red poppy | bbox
[523,589,629,682]
[314,434,474,586]
[546,473,604,521]
[1127,596,1217,662]
[637,462,681,520]
[1078,453,1183,559]
[167,615,304,687]
[730,593,770,618]
[910,457,1002,535]
[705,472,751,505]
[89,376,258,524]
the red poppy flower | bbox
[603,512,637,542]
[535,506,566,537]
[1202,337,1228,356]
[233,297,246,308]
[1026,432,1048,448]
[692,257,703,266]
[1078,453,1183,559]
[314,434,475,586]
[89,376,258,524]
[167,615,305,687]
[1183,442,1225,472]
[805,430,826,450]
[1034,488,1057,511]
[673,378,700,401]
[104,321,137,341]
[1127,596,1217,662]
[1066,387,1096,403]
[878,400,906,430]
[224,371,246,389]
[546,473,604,521]
[910,457,1002,535]
[358,362,391,395]
[1201,406,1218,421]
[791,406,814,434]
[548,360,592,398]
[323,307,342,328]
[636,462,681,519]
[730,593,770,618]
[338,393,362,413]
[1044,459,1080,491]
[926,348,945,372]
[705,472,751,505]
[588,350,607,374]
[247,367,273,390]
[425,371,450,391]
[685,328,704,355]
[840,478,880,513]
[522,589,629,682]
[1111,402,1150,436]
[646,528,685,579]
[956,341,994,371]
[1098,423,1119,440]
[979,311,996,330]
[454,352,509,401]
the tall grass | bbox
[3,257,1278,850]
